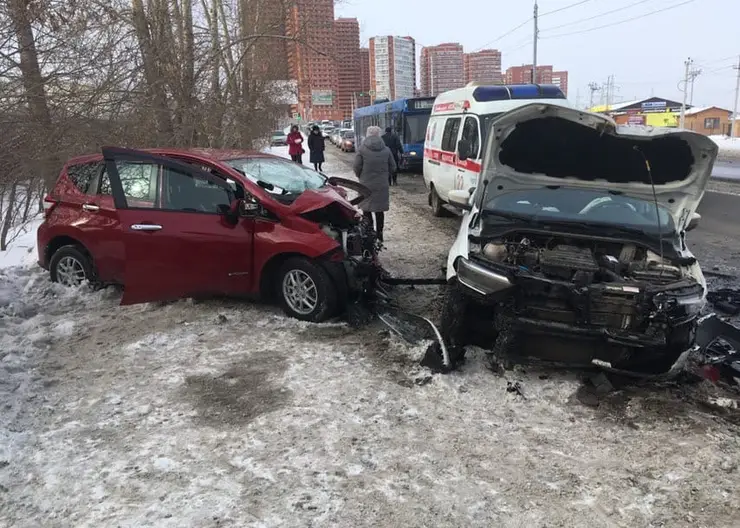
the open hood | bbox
[290,185,357,217]
[481,104,718,229]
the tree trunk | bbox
[7,0,59,190]
[0,181,18,251]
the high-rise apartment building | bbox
[420,43,465,97]
[464,49,502,85]
[285,0,339,120]
[368,36,416,101]
[505,64,554,85]
[334,18,361,119]
[551,70,569,96]
[358,47,372,108]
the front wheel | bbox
[277,258,338,322]
[430,186,449,217]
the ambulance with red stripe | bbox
[423,83,570,216]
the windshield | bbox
[341,131,355,139]
[403,114,431,144]
[272,131,285,137]
[225,158,326,196]
[482,188,676,235]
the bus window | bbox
[441,118,461,153]
[461,117,480,159]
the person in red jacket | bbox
[287,125,304,164]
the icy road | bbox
[2,147,740,528]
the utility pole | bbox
[588,82,601,110]
[532,1,539,83]
[688,66,702,105]
[604,75,614,109]
[679,57,692,129]
[731,55,740,138]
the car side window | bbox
[441,118,461,153]
[461,117,480,159]
[67,162,102,194]
[115,162,158,207]
[161,167,232,214]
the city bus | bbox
[353,97,435,172]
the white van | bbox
[423,83,572,216]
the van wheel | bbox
[49,245,94,287]
[430,186,449,217]
[277,258,338,322]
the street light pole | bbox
[532,1,539,84]
[731,55,740,138]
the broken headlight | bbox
[457,258,514,296]
[653,286,705,317]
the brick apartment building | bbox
[369,36,416,102]
[358,47,372,108]
[285,0,340,120]
[420,43,465,97]
[551,70,569,96]
[334,18,361,119]
[464,49,502,85]
[505,64,554,85]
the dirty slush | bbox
[2,151,740,527]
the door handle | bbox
[82,203,100,212]
[457,168,466,172]
[130,224,162,231]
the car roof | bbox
[65,148,277,166]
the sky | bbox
[335,0,739,110]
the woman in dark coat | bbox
[287,125,304,164]
[307,125,325,172]
[353,126,396,242]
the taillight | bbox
[43,195,57,216]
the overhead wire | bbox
[539,0,598,17]
[470,17,532,53]
[539,0,653,33]
[540,0,696,39]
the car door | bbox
[435,116,463,201]
[102,147,255,305]
[456,115,482,193]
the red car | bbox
[37,147,378,322]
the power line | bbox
[539,0,598,17]
[540,0,696,39]
[540,0,653,33]
[471,17,532,53]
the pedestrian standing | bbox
[382,126,403,186]
[354,126,396,243]
[307,125,325,172]
[287,125,304,164]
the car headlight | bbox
[653,286,705,316]
[456,258,513,296]
[409,151,417,156]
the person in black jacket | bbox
[382,127,403,185]
[307,125,325,172]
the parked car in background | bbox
[340,130,356,152]
[331,130,343,146]
[323,126,335,139]
[270,130,288,146]
[37,147,380,323]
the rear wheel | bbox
[277,258,338,322]
[49,245,94,287]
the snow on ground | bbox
[2,150,740,527]
[712,135,740,161]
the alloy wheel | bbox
[282,269,318,315]
[56,255,87,286]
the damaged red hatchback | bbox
[37,147,379,322]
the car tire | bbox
[430,186,449,217]
[49,244,95,288]
[277,257,338,323]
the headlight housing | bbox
[457,258,513,296]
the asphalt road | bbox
[713,161,740,181]
[696,190,740,240]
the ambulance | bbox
[423,83,571,216]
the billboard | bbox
[312,90,334,106]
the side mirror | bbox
[686,212,701,232]
[228,197,260,218]
[457,139,471,161]
[448,189,472,211]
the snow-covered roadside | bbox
[2,150,740,527]
[711,135,740,161]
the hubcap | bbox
[56,256,86,287]
[282,269,318,315]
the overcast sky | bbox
[336,0,739,110]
